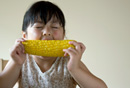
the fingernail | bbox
[69,41,72,44]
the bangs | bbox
[33,12,63,26]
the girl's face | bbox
[23,17,65,40]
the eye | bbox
[36,27,43,29]
[51,26,58,29]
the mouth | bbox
[42,39,52,40]
[41,36,54,40]
[42,38,54,40]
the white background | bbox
[0,0,130,88]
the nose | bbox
[42,27,51,36]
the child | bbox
[0,1,107,88]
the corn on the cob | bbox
[22,40,75,57]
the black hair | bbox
[22,1,65,33]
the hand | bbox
[10,38,26,66]
[63,41,86,71]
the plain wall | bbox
[0,0,130,88]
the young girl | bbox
[0,1,107,88]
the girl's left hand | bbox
[63,41,86,71]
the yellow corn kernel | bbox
[22,40,75,57]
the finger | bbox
[16,47,22,55]
[10,43,22,58]
[20,43,25,53]
[63,48,77,56]
[13,46,21,56]
[15,38,26,44]
[15,41,25,54]
[69,41,81,52]
[15,42,23,53]
[64,47,77,56]
[15,38,26,52]
[19,42,25,53]
[78,42,86,53]
[68,47,77,54]
[64,52,68,56]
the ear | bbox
[22,31,27,39]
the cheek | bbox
[27,29,41,40]
[53,31,64,40]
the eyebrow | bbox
[34,21,43,24]
[50,21,60,25]
[34,20,60,25]
[52,20,59,23]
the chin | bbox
[33,55,55,59]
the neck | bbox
[33,56,57,72]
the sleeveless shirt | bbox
[19,54,76,88]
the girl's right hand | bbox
[10,38,26,66]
